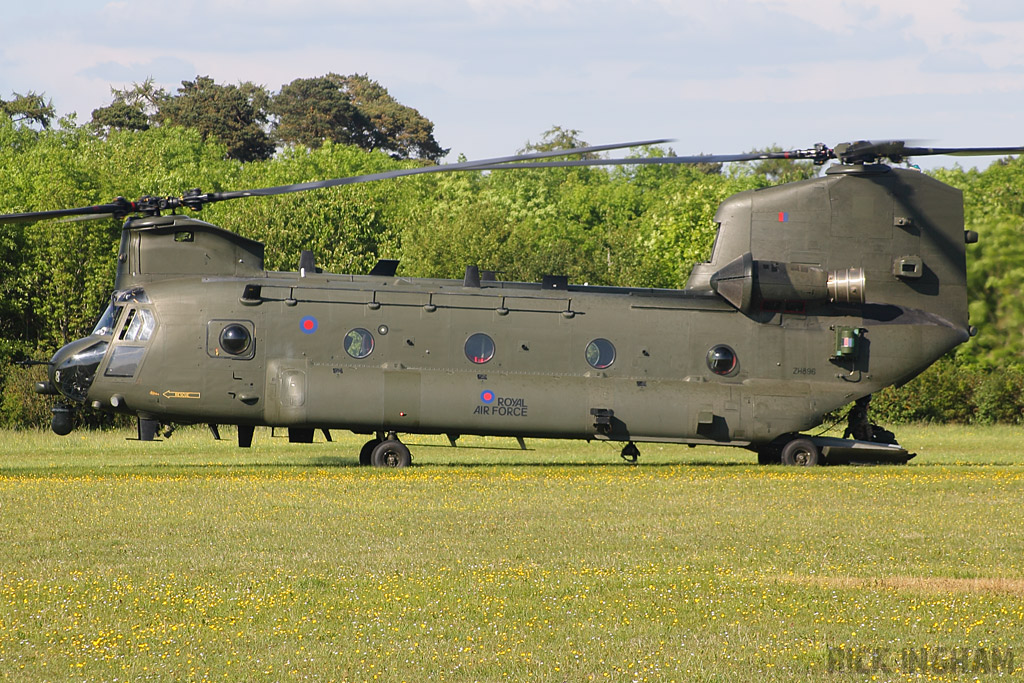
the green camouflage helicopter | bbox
[5,139,1022,467]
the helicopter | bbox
[4,138,1023,467]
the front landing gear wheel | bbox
[780,438,821,467]
[359,438,381,466]
[620,442,640,464]
[371,439,412,468]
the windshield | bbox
[90,288,150,336]
[91,303,123,337]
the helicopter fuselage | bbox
[43,162,973,463]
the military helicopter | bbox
[5,138,1023,467]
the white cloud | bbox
[2,0,1023,164]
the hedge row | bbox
[870,358,1024,425]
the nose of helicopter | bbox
[49,337,110,405]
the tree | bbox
[89,78,166,135]
[0,91,55,129]
[270,75,375,150]
[156,76,274,162]
[272,73,448,161]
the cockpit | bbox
[49,287,152,404]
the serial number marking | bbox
[792,367,816,375]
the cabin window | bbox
[585,338,616,369]
[219,324,252,355]
[344,328,374,359]
[119,308,156,342]
[706,345,738,376]
[465,333,495,364]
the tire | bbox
[371,439,412,468]
[780,438,820,466]
[359,438,381,466]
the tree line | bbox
[1,76,1023,427]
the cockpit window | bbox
[114,287,150,304]
[92,288,150,336]
[119,309,156,342]
[92,303,123,337]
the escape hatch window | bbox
[118,308,156,342]
[344,328,374,359]
[585,338,616,369]
[465,333,495,364]
[104,346,146,378]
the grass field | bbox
[1,425,1023,681]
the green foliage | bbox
[932,158,1024,367]
[870,356,1024,425]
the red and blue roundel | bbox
[300,316,318,334]
[480,389,495,404]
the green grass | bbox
[1,425,1023,681]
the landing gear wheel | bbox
[620,442,640,464]
[359,438,381,466]
[371,439,412,468]
[780,438,820,467]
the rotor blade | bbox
[0,139,672,224]
[833,140,1024,163]
[0,198,135,224]
[900,145,1024,157]
[204,138,673,204]
[447,149,825,172]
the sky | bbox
[3,0,1024,170]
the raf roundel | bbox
[300,316,318,334]
[480,390,495,404]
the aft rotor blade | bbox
[900,145,1024,157]
[455,150,822,172]
[204,138,672,203]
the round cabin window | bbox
[220,324,251,355]
[344,328,375,359]
[585,338,616,369]
[465,333,495,364]
[707,345,738,376]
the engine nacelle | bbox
[710,252,865,313]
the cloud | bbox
[78,56,198,85]
[920,50,993,74]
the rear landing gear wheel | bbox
[780,438,820,467]
[359,438,381,466]
[371,439,412,468]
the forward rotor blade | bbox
[0,199,134,224]
[0,139,671,224]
